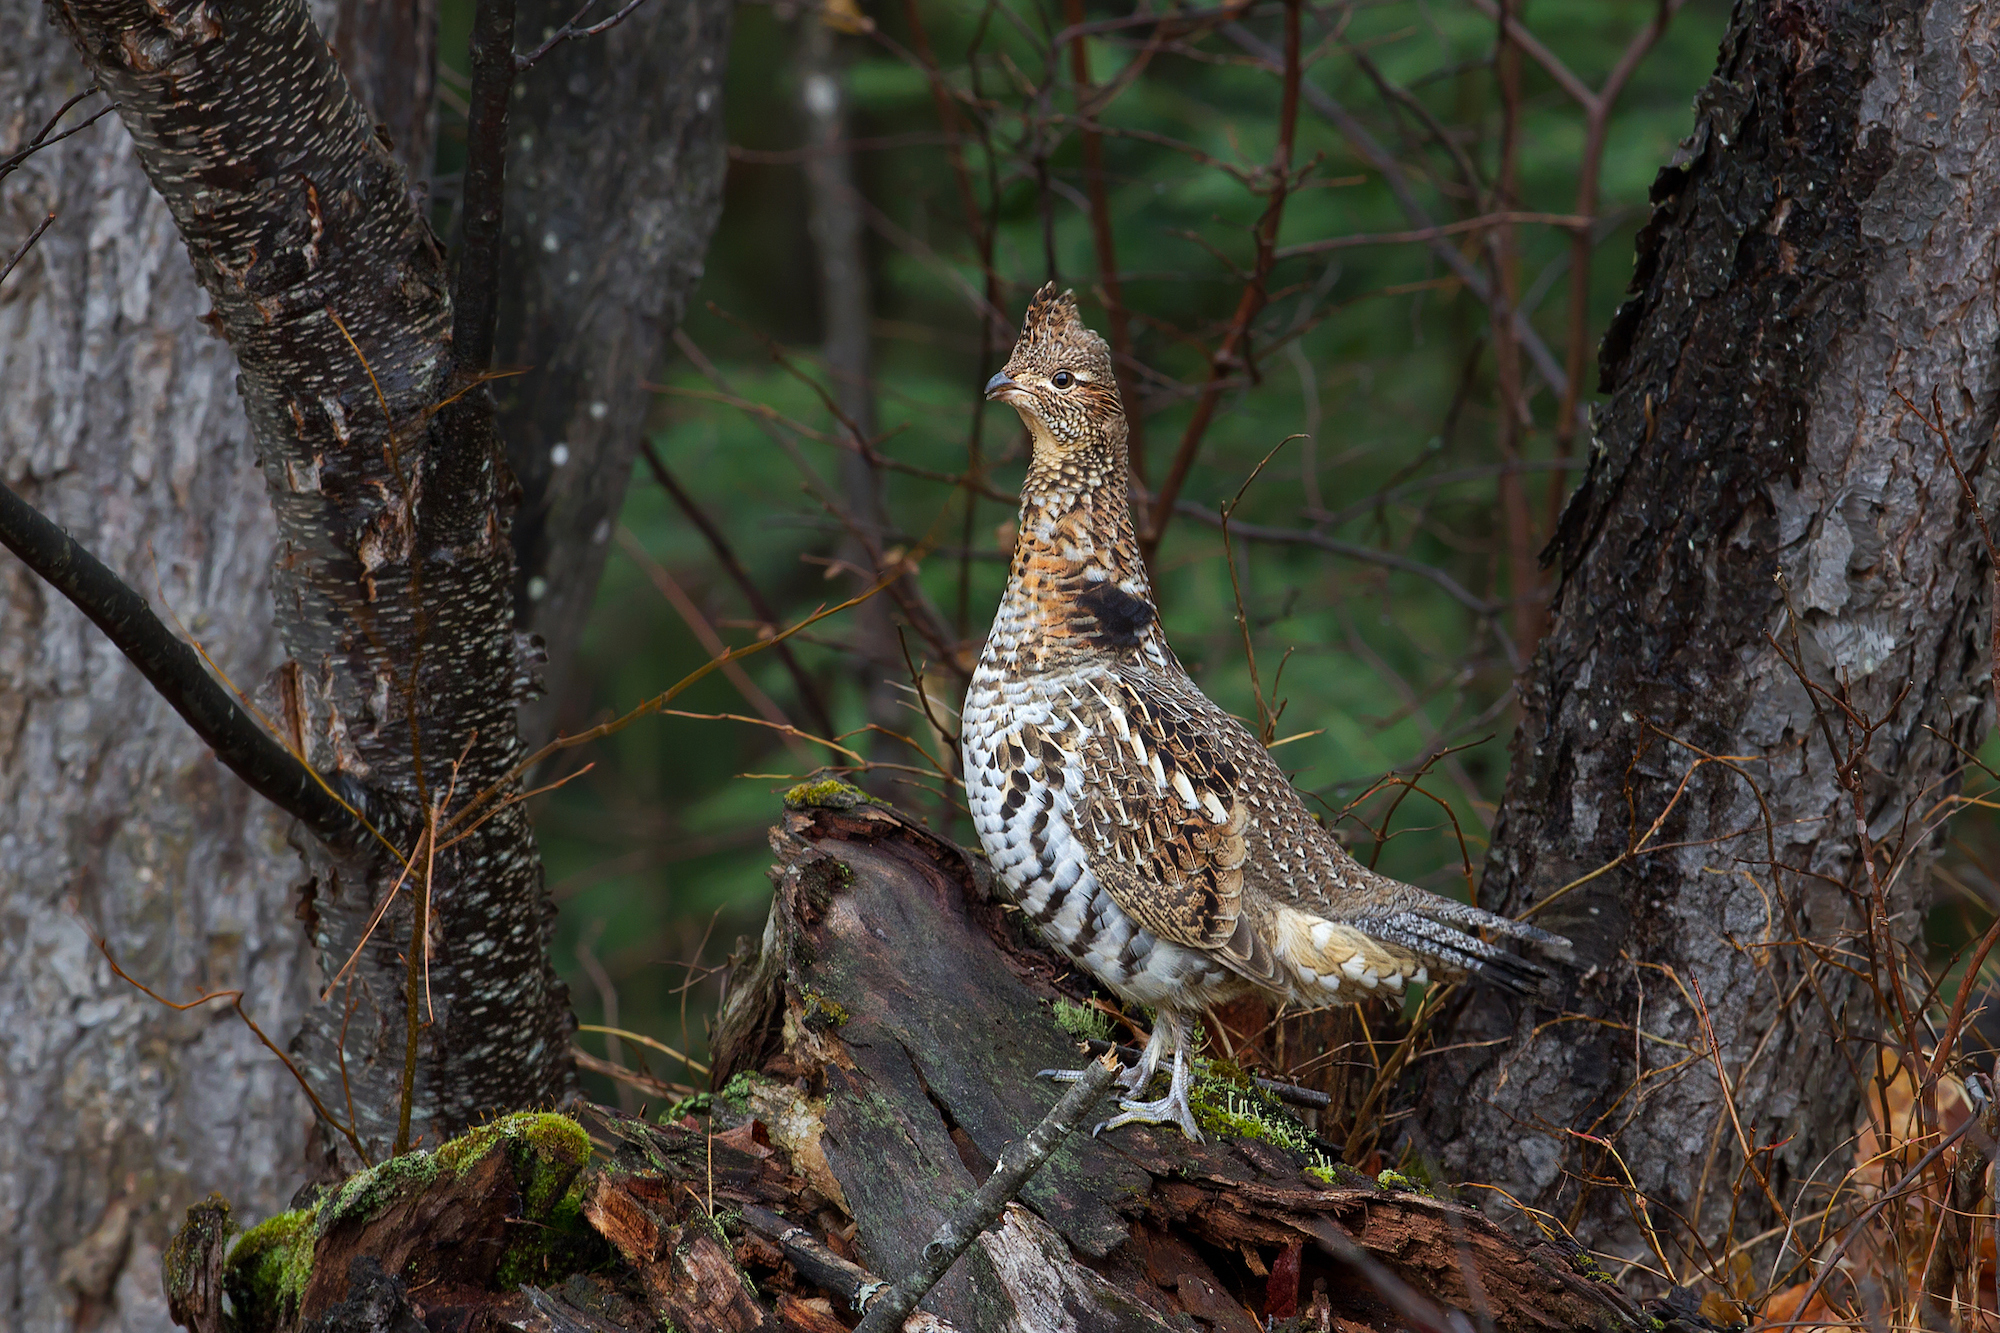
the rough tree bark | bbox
[499,0,730,746]
[45,0,577,1163]
[4,0,726,1322]
[0,11,308,1329]
[309,0,438,190]
[1421,0,2000,1265]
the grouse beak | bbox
[984,371,1023,404]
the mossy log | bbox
[165,790,1718,1333]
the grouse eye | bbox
[1051,370,1075,390]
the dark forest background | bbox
[485,0,1988,1101]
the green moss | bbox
[717,1070,776,1112]
[224,1205,317,1333]
[1564,1249,1623,1287]
[1376,1169,1422,1192]
[321,1151,441,1232]
[783,778,884,810]
[450,1113,591,1217]
[1051,998,1112,1043]
[663,1092,712,1122]
[800,987,850,1030]
[493,1184,605,1289]
[1188,1074,1343,1183]
[228,1113,603,1319]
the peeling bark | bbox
[1421,0,2000,1263]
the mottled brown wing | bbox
[1053,669,1275,982]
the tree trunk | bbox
[45,0,576,1163]
[1420,0,2000,1268]
[309,0,438,189]
[498,0,730,746]
[6,0,725,1317]
[799,15,911,768]
[0,7,308,1329]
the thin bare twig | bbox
[0,87,112,189]
[86,928,370,1164]
[639,440,837,736]
[515,0,653,70]
[0,212,55,291]
[1142,0,1304,564]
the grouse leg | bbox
[1097,1038,1203,1141]
[1083,1010,1202,1141]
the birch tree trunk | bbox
[0,8,307,1329]
[1420,0,2000,1268]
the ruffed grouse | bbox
[963,284,1569,1140]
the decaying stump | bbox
[706,787,1674,1332]
[168,788,1714,1333]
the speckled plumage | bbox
[964,284,1569,1139]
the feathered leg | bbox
[1095,1010,1202,1141]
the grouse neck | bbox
[1016,415,1150,597]
[987,444,1159,675]
[1011,478,1151,598]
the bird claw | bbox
[1091,1093,1205,1143]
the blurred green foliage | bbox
[456,0,1740,1097]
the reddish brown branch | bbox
[640,441,837,737]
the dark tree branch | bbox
[0,86,111,188]
[740,1206,901,1320]
[0,211,55,290]
[0,480,364,846]
[1173,500,1496,615]
[450,0,518,375]
[1140,0,1301,564]
[851,1053,1121,1333]
[514,0,653,70]
[1222,22,1573,412]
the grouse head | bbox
[985,284,1125,478]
